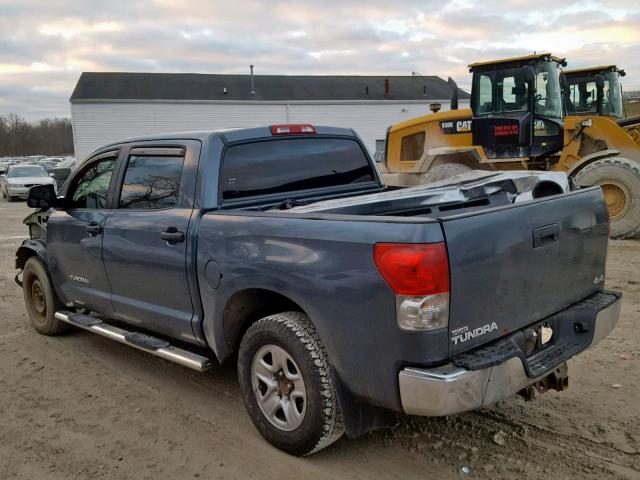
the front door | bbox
[47,151,119,314]
[102,146,195,340]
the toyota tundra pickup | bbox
[16,124,620,456]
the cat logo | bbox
[440,119,472,135]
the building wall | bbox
[71,100,469,160]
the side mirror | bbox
[27,184,57,209]
[594,74,605,115]
[521,65,536,86]
[580,118,593,129]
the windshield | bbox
[473,61,563,119]
[534,61,563,118]
[473,67,529,116]
[566,71,624,118]
[8,166,47,177]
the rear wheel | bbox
[421,163,472,184]
[22,257,69,335]
[572,157,640,238]
[238,311,344,456]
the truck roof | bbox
[96,125,358,153]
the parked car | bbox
[1,164,57,201]
[16,125,620,456]
[47,157,78,189]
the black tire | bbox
[238,312,344,456]
[22,257,69,335]
[572,157,640,239]
[421,163,472,184]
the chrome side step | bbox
[55,310,212,372]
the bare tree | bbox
[0,113,74,156]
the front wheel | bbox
[238,312,344,456]
[22,257,69,335]
[572,157,640,239]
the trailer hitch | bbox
[518,362,569,401]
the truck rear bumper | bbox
[399,291,621,417]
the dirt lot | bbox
[0,200,638,480]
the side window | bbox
[502,76,516,104]
[400,132,425,161]
[68,158,116,209]
[478,74,493,114]
[119,155,184,209]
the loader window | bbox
[400,132,425,161]
[477,75,494,114]
[568,80,598,114]
[474,69,528,116]
[534,62,563,118]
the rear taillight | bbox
[374,243,450,331]
[270,124,316,135]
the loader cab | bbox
[564,66,625,119]
[470,53,566,160]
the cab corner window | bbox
[119,155,185,209]
[400,132,425,161]
[68,157,116,209]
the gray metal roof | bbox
[70,72,470,103]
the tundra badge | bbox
[451,322,498,345]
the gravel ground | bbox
[0,199,638,479]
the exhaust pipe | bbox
[448,77,459,110]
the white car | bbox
[1,164,57,201]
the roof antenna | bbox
[250,65,256,96]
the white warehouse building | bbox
[70,72,470,160]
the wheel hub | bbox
[31,279,46,315]
[251,344,307,431]
[276,370,294,396]
[601,181,631,220]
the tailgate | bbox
[442,187,609,355]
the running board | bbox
[54,310,212,372]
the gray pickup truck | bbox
[17,124,620,456]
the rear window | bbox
[220,137,375,200]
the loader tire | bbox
[572,157,640,239]
[421,163,472,184]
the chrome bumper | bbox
[399,295,621,417]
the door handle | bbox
[85,222,103,236]
[160,227,185,244]
[533,223,560,248]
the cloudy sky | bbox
[1,0,639,120]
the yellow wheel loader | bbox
[380,54,640,238]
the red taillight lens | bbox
[373,243,450,296]
[270,124,316,135]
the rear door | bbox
[441,187,609,354]
[101,144,198,340]
[47,151,120,313]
